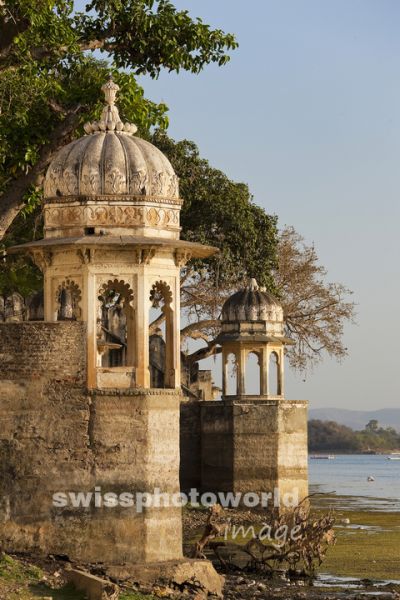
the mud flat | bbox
[183,494,400,598]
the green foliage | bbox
[308,419,400,453]
[0,554,43,583]
[1,1,237,77]
[0,209,43,297]
[80,0,238,76]
[365,419,379,433]
[0,0,237,295]
[0,553,86,598]
[308,420,362,453]
[0,0,235,189]
[120,592,156,600]
[152,131,279,290]
[0,58,169,197]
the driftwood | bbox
[193,505,230,559]
[193,495,336,577]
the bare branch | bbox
[180,319,219,340]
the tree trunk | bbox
[0,107,82,241]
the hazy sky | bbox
[78,0,400,410]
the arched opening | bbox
[97,279,135,368]
[149,281,174,388]
[245,351,261,395]
[56,280,81,321]
[268,351,280,396]
[225,352,237,396]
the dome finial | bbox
[101,75,120,106]
[248,278,259,291]
[83,78,138,136]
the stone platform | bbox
[0,322,182,564]
[200,398,308,502]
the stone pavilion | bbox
[0,79,216,564]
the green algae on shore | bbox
[184,497,400,582]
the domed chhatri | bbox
[202,277,308,503]
[43,77,180,239]
[216,278,294,399]
[219,278,286,341]
[2,79,221,567]
[222,278,283,326]
[10,79,217,391]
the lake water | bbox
[309,454,400,510]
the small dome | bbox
[222,279,283,323]
[44,79,179,201]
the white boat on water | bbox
[310,455,335,460]
[387,456,400,460]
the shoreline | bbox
[1,494,399,599]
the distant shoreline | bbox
[309,451,400,455]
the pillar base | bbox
[0,323,182,564]
[200,398,308,506]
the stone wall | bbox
[0,321,87,381]
[180,400,202,491]
[0,322,182,564]
[200,399,308,505]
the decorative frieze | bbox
[44,204,180,230]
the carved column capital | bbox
[137,247,156,265]
[174,250,192,267]
[77,248,94,265]
[29,249,53,271]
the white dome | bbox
[222,279,283,323]
[44,133,179,200]
[44,78,179,201]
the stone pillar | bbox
[135,272,150,388]
[238,346,246,395]
[261,347,268,396]
[85,270,97,389]
[222,348,227,397]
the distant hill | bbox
[309,408,400,432]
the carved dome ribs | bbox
[44,77,179,203]
[219,279,287,341]
[222,280,283,324]
[42,78,181,239]
[44,133,179,201]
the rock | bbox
[108,559,224,598]
[192,593,207,600]
[66,568,119,600]
[341,518,350,525]
[257,582,267,591]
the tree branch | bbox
[180,319,219,340]
[149,312,165,334]
[186,342,221,365]
[0,105,83,240]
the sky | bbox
[78,0,400,410]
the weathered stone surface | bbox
[66,568,119,600]
[180,400,202,491]
[43,78,181,241]
[0,321,87,381]
[200,399,308,502]
[107,559,224,598]
[0,322,182,564]
[193,279,309,504]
